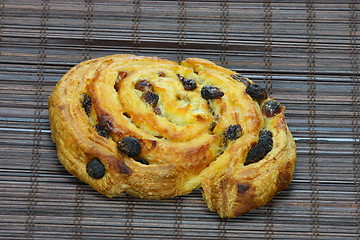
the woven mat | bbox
[1,0,359,239]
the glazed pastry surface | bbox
[49,54,296,218]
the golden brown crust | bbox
[48,54,296,217]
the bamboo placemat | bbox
[0,0,359,239]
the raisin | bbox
[97,114,113,132]
[118,71,127,80]
[177,74,197,91]
[95,124,110,138]
[141,91,159,107]
[246,84,268,101]
[82,94,92,115]
[262,100,281,118]
[86,158,105,179]
[209,121,217,133]
[123,112,131,118]
[224,124,242,140]
[115,72,128,91]
[114,82,121,92]
[231,74,251,87]
[117,136,141,158]
[153,106,162,115]
[258,129,273,147]
[135,80,154,92]
[245,129,273,165]
[136,158,149,165]
[183,78,197,91]
[201,85,224,99]
[176,74,185,81]
[158,71,166,77]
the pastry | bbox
[48,54,296,218]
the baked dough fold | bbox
[49,54,296,218]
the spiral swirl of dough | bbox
[49,55,296,218]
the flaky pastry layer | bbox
[49,54,296,218]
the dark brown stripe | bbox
[306,1,319,239]
[25,1,48,239]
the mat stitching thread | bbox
[218,1,229,238]
[177,0,186,63]
[173,197,183,239]
[0,0,4,60]
[263,1,274,238]
[174,2,186,236]
[83,0,93,61]
[73,2,94,239]
[123,2,141,238]
[265,201,274,239]
[220,0,229,67]
[306,1,319,239]
[25,0,49,239]
[218,218,227,240]
[124,195,135,240]
[218,2,229,238]
[263,0,273,95]
[73,184,85,240]
[349,1,360,239]
[132,0,141,55]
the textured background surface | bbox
[0,0,359,239]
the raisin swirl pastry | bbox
[49,54,296,218]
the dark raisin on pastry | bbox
[141,91,159,107]
[135,80,154,92]
[176,74,197,91]
[136,158,150,165]
[262,100,281,118]
[117,136,142,158]
[123,112,131,118]
[176,74,185,82]
[95,124,110,138]
[224,124,242,140]
[81,94,92,115]
[158,71,166,77]
[182,78,197,91]
[118,71,127,80]
[246,84,268,101]
[114,71,128,91]
[209,121,217,133]
[245,129,273,165]
[86,158,105,179]
[201,85,224,99]
[231,74,251,87]
[153,106,162,115]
